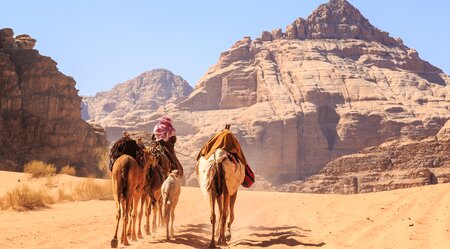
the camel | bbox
[197,148,246,248]
[138,141,178,236]
[110,150,158,248]
[137,161,166,237]
[161,169,182,240]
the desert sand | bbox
[0,171,449,249]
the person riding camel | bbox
[152,115,183,177]
[109,131,141,171]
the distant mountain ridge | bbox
[81,69,192,140]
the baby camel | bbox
[161,169,182,240]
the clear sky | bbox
[1,0,449,96]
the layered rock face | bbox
[82,69,192,141]
[0,28,107,174]
[170,0,450,184]
[281,121,450,194]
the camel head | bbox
[169,169,182,179]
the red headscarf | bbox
[153,115,176,142]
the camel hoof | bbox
[111,238,118,248]
[138,234,143,239]
[132,235,137,241]
[218,237,227,246]
[209,241,215,248]
[225,231,231,241]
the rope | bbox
[175,151,197,161]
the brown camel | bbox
[110,150,158,248]
[137,141,175,236]
[196,149,246,248]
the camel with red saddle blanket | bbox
[196,127,255,247]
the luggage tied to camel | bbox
[197,129,255,188]
[109,136,142,171]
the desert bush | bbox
[0,185,54,211]
[73,178,112,201]
[95,147,111,178]
[59,165,76,176]
[24,160,56,178]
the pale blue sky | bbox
[1,1,449,96]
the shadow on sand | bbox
[146,223,211,248]
[146,223,325,248]
[231,225,325,248]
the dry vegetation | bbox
[0,176,112,211]
[59,165,76,176]
[0,185,54,211]
[95,147,111,178]
[72,178,112,201]
[24,160,56,178]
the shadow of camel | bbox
[146,223,325,248]
[230,225,325,248]
[146,223,212,248]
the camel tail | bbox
[120,159,131,199]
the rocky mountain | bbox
[80,0,450,188]
[82,69,192,141]
[280,120,450,194]
[168,0,450,185]
[0,28,107,174]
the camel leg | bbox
[208,191,216,248]
[164,201,171,240]
[152,199,158,232]
[137,194,146,239]
[111,199,121,248]
[121,199,131,246]
[218,190,230,246]
[226,192,237,241]
[215,195,223,237]
[131,193,140,241]
[158,197,164,227]
[127,201,133,237]
[145,197,151,235]
[170,195,178,238]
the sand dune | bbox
[1,171,449,248]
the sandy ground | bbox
[1,171,450,249]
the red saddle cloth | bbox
[197,129,255,188]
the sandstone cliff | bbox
[80,0,450,186]
[280,120,450,194]
[0,28,107,174]
[171,0,450,184]
[82,69,192,141]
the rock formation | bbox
[170,0,450,185]
[81,0,450,187]
[281,120,450,194]
[0,28,107,174]
[82,69,192,141]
